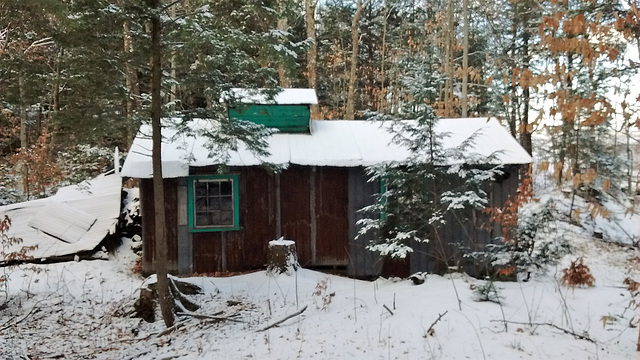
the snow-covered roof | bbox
[0,173,122,260]
[122,118,533,179]
[225,88,318,105]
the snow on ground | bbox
[0,226,638,359]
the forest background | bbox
[0,0,638,207]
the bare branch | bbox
[490,320,596,343]
[426,310,448,336]
[258,305,308,332]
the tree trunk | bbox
[169,4,178,112]
[345,0,372,120]
[441,0,455,117]
[277,0,290,88]
[149,0,175,328]
[49,48,62,151]
[380,0,390,113]
[306,0,318,118]
[18,70,29,199]
[461,0,469,117]
[124,19,140,149]
[521,6,532,155]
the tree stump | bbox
[133,276,202,322]
[267,238,299,276]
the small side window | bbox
[188,175,240,232]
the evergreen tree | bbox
[358,85,502,271]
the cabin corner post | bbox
[177,178,193,274]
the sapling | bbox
[312,277,333,311]
[473,278,503,304]
[0,215,37,307]
[561,257,595,289]
[473,278,507,331]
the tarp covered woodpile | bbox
[0,173,122,261]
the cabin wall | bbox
[347,167,383,278]
[190,167,276,274]
[140,178,179,274]
[140,164,525,277]
[408,164,523,275]
[279,165,349,267]
[314,167,349,266]
[141,166,351,274]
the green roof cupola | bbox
[226,88,318,134]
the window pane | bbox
[195,212,209,226]
[195,197,207,211]
[220,181,232,195]
[195,183,207,196]
[220,211,233,225]
[209,212,221,225]
[219,197,232,211]
[209,197,220,210]
[209,182,220,195]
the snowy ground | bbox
[0,224,638,360]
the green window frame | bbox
[187,174,240,232]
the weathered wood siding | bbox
[228,105,310,133]
[280,166,313,265]
[140,164,524,277]
[347,167,383,277]
[140,178,179,274]
[408,164,522,275]
[314,167,349,265]
[191,167,276,274]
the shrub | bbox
[312,277,334,310]
[561,257,595,288]
[1,215,38,306]
[473,278,503,304]
[131,257,143,275]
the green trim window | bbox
[188,175,240,232]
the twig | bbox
[124,350,151,360]
[0,302,42,331]
[258,305,307,332]
[426,310,448,335]
[459,312,487,360]
[176,311,244,323]
[490,320,596,343]
[449,273,462,311]
[157,321,186,337]
[383,304,394,316]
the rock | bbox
[409,272,426,285]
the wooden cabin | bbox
[121,89,533,278]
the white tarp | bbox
[1,173,122,260]
[122,118,534,179]
[27,202,97,244]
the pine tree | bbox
[358,85,502,271]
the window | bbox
[188,175,240,232]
